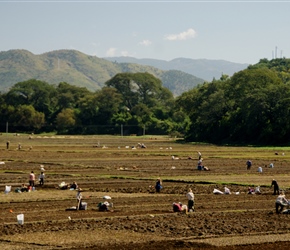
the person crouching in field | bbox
[20,184,28,192]
[172,202,188,213]
[275,191,288,214]
[70,181,78,190]
[97,201,111,212]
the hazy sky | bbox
[1,0,289,64]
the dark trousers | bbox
[77,199,82,210]
[276,203,284,213]
[39,178,44,185]
[29,180,35,187]
[188,200,194,210]
[273,187,279,195]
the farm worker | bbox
[76,188,83,210]
[197,151,202,160]
[172,202,187,213]
[197,158,203,170]
[224,186,231,194]
[20,184,29,192]
[248,187,255,194]
[155,178,162,193]
[275,191,288,214]
[269,163,274,168]
[70,181,78,190]
[29,171,35,187]
[255,186,261,194]
[97,201,110,211]
[39,172,45,186]
[271,179,280,195]
[186,188,194,212]
[6,141,9,149]
[59,182,69,190]
[246,160,252,170]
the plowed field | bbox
[1,135,290,249]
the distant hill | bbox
[0,49,205,96]
[105,57,249,81]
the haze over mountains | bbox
[105,57,249,82]
[0,49,248,96]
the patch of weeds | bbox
[4,171,25,174]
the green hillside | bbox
[0,49,205,96]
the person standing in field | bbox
[271,179,280,195]
[197,151,202,160]
[186,188,194,212]
[76,188,83,210]
[155,178,162,193]
[29,171,35,187]
[39,171,45,186]
[246,160,252,170]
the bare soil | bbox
[1,135,290,249]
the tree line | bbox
[177,58,290,145]
[0,72,188,136]
[1,58,290,145]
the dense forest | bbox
[1,58,290,145]
[177,58,290,145]
[0,72,187,137]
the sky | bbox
[1,0,290,64]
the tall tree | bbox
[9,105,45,130]
[94,87,123,125]
[105,72,174,109]
[56,108,76,132]
[4,79,57,122]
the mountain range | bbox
[104,57,249,82]
[0,49,248,96]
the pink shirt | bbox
[29,173,35,181]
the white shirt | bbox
[276,194,288,205]
[76,192,82,201]
[224,187,231,194]
[186,191,194,201]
